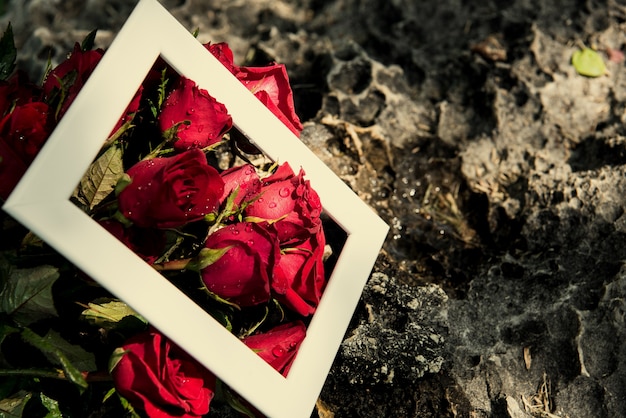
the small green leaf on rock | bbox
[572,47,606,77]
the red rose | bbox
[99,220,165,265]
[0,102,51,161]
[158,76,232,151]
[235,64,303,136]
[205,42,303,136]
[118,149,224,229]
[0,71,42,117]
[111,329,216,418]
[219,163,261,207]
[245,163,322,244]
[241,321,306,376]
[272,230,326,316]
[43,43,104,119]
[201,222,279,307]
[0,102,52,200]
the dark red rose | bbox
[111,85,143,136]
[245,163,322,244]
[205,42,238,73]
[201,222,279,307]
[235,64,303,136]
[0,71,42,117]
[158,76,232,151]
[219,164,261,208]
[272,230,326,316]
[0,102,51,161]
[43,43,104,119]
[0,139,28,201]
[0,102,52,200]
[111,329,216,418]
[241,321,306,376]
[99,220,165,265]
[118,149,224,229]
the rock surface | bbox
[3,0,626,417]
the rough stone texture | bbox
[3,0,626,417]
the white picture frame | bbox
[2,1,388,416]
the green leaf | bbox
[239,305,268,338]
[81,299,146,326]
[0,265,59,325]
[20,328,96,393]
[0,390,31,418]
[81,29,97,52]
[114,174,132,197]
[39,393,62,418]
[0,324,19,347]
[107,347,127,374]
[572,47,606,77]
[0,23,16,81]
[221,383,256,418]
[73,144,124,210]
[185,246,232,272]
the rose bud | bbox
[111,329,216,418]
[117,149,224,229]
[272,230,326,316]
[241,321,306,376]
[219,163,261,208]
[159,76,232,151]
[98,220,165,265]
[245,162,322,244]
[201,222,279,307]
[43,43,104,119]
[235,63,303,136]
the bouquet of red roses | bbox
[0,24,330,417]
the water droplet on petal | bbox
[268,202,277,209]
[279,187,290,198]
[272,346,285,357]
